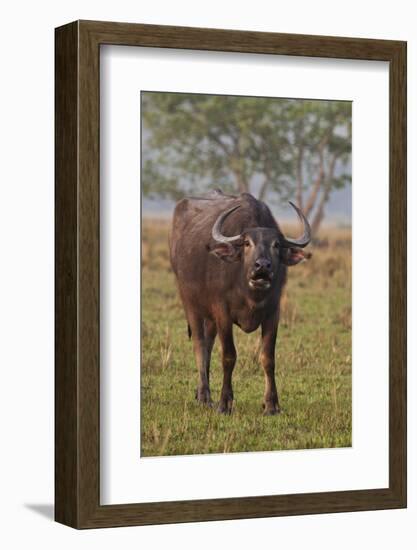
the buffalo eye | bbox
[244,240,251,247]
[273,241,279,249]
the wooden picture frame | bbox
[55,20,407,529]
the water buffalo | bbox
[169,189,311,415]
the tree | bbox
[282,100,351,234]
[142,92,351,234]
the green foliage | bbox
[141,93,351,219]
[141,220,352,457]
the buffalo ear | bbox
[209,242,241,263]
[282,247,312,266]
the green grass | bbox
[141,219,352,457]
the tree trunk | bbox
[233,170,248,193]
[309,155,337,235]
[258,178,269,201]
[295,146,304,209]
[303,162,324,218]
[258,156,271,201]
[310,190,328,236]
[302,135,330,218]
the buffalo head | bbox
[210,202,311,292]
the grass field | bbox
[141,218,352,457]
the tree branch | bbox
[258,149,272,201]
[301,126,336,218]
[310,154,337,235]
[303,147,324,218]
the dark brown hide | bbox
[169,189,309,414]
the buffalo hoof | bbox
[263,402,281,416]
[217,399,233,415]
[195,387,213,407]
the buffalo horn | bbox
[211,205,242,243]
[279,201,311,248]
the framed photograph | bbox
[55,20,406,528]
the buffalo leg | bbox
[204,318,217,386]
[261,314,281,415]
[189,314,213,406]
[217,322,236,414]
